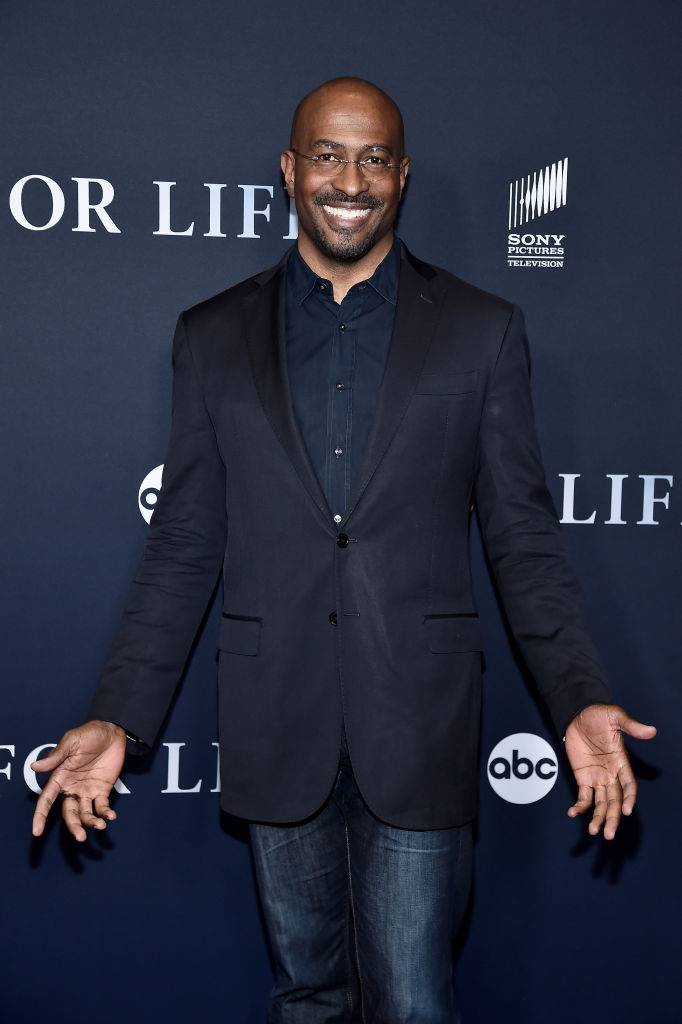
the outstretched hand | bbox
[564,703,656,840]
[31,720,126,842]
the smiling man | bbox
[283,80,406,281]
[32,76,656,1022]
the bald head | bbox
[289,76,404,156]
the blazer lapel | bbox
[241,245,337,534]
[341,241,447,527]
[240,238,447,535]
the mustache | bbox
[315,192,383,208]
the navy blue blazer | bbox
[86,239,613,829]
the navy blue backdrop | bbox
[2,2,679,1021]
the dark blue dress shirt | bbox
[284,233,401,766]
[284,234,401,525]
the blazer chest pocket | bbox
[218,613,262,655]
[415,370,479,396]
[422,614,483,653]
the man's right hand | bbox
[30,719,126,842]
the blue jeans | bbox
[248,724,473,1023]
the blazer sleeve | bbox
[85,312,227,753]
[472,303,613,741]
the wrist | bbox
[92,720,128,741]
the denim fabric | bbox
[249,756,473,1023]
[284,235,400,524]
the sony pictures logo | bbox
[507,157,567,270]
[487,733,558,804]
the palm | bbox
[564,703,656,839]
[49,732,124,800]
[565,704,627,784]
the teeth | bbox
[322,205,372,220]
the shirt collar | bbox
[286,233,401,307]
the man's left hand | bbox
[564,703,657,840]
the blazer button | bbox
[337,533,350,547]
[329,610,337,625]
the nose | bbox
[333,160,371,198]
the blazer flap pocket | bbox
[415,370,479,395]
[423,614,483,653]
[218,614,262,655]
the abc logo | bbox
[487,732,558,804]
[138,464,164,524]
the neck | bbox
[296,230,395,304]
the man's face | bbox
[281,89,409,263]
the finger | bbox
[93,793,117,822]
[567,784,593,817]
[618,764,638,815]
[588,785,608,836]
[61,794,87,842]
[616,711,657,741]
[603,780,624,840]
[30,745,67,772]
[31,776,62,837]
[78,795,107,831]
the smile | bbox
[321,204,373,223]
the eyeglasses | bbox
[290,147,402,179]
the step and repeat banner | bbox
[2,3,678,1022]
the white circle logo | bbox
[487,732,558,804]
[138,464,164,524]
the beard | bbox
[309,219,384,263]
[308,193,387,263]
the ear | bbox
[280,150,295,198]
[399,155,411,195]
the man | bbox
[31,77,656,1020]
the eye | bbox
[315,152,341,163]
[362,155,389,167]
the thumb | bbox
[616,708,657,741]
[30,742,68,771]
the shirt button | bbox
[333,513,342,523]
[329,610,337,625]
[319,282,327,291]
[339,323,346,331]
[335,382,345,389]
[359,283,367,289]
[334,447,343,456]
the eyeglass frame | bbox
[289,146,405,177]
